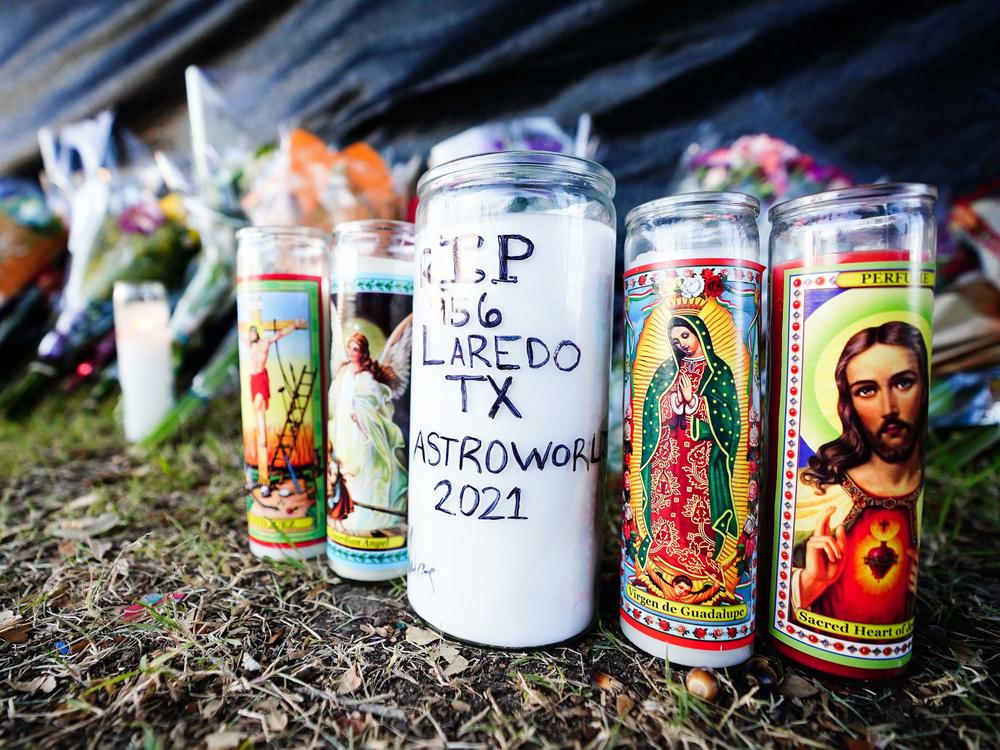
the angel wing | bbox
[330,299,347,373]
[378,313,413,399]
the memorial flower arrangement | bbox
[0,115,200,416]
[678,133,852,202]
[672,132,854,242]
[0,180,66,307]
[240,128,406,232]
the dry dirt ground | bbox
[0,395,997,749]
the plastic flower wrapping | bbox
[426,114,596,169]
[928,185,1000,434]
[0,179,66,307]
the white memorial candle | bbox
[408,152,616,647]
[113,282,174,443]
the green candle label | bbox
[237,274,327,552]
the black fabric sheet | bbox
[1,0,998,228]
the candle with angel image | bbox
[325,220,415,580]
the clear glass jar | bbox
[769,183,936,264]
[621,193,763,667]
[762,184,936,680]
[235,226,331,560]
[625,192,760,265]
[327,220,415,581]
[113,281,173,443]
[409,151,616,647]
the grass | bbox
[0,393,998,748]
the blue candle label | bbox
[622,259,763,650]
[327,271,413,571]
[766,254,934,671]
[236,274,327,552]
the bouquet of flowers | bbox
[0,179,66,308]
[672,132,853,242]
[240,128,406,231]
[0,113,199,416]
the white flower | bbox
[679,274,705,298]
[703,166,728,190]
[749,423,761,447]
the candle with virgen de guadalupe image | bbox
[621,192,763,667]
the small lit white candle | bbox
[114,284,175,443]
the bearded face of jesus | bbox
[846,343,922,464]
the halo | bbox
[344,317,387,359]
[799,287,932,452]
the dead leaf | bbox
[405,625,438,646]
[205,730,243,750]
[443,654,469,678]
[65,492,99,511]
[844,740,877,750]
[45,512,120,540]
[592,671,623,692]
[779,673,819,698]
[266,708,288,732]
[361,623,395,639]
[201,698,224,719]
[516,673,546,708]
[86,538,112,561]
[616,694,635,715]
[57,539,78,557]
[9,675,57,694]
[337,663,363,694]
[267,628,284,645]
[306,583,327,599]
[0,616,28,644]
[241,652,261,672]
[451,699,471,713]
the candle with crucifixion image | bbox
[235,227,330,560]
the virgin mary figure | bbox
[633,312,743,602]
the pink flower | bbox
[118,200,164,235]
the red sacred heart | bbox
[863,540,899,581]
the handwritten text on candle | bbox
[415,232,603,521]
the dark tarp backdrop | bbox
[1,0,999,245]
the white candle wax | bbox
[408,213,615,647]
[115,299,175,443]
